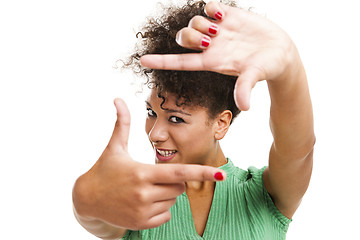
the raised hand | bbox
[140,1,299,111]
[72,99,226,233]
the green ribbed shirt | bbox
[122,159,291,240]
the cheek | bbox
[176,125,214,151]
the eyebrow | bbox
[145,101,192,116]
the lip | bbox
[155,148,177,162]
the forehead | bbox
[146,89,202,112]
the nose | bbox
[148,119,169,144]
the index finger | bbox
[140,53,205,71]
[149,163,227,183]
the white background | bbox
[1,0,359,239]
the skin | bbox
[73,1,315,239]
[145,90,229,167]
[141,0,315,218]
[145,89,231,235]
[72,98,226,239]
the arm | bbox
[72,99,226,238]
[73,209,127,240]
[263,47,315,218]
[73,174,127,240]
[140,1,315,219]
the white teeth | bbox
[156,149,176,157]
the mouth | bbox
[155,148,177,162]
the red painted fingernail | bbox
[214,172,224,181]
[215,12,223,20]
[201,36,210,48]
[209,25,218,35]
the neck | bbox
[186,144,227,191]
[208,143,227,168]
[186,180,214,192]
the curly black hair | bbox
[123,0,240,123]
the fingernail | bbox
[175,31,182,45]
[201,36,210,48]
[209,25,218,35]
[214,172,224,181]
[215,12,223,20]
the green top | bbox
[122,159,291,240]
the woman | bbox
[72,1,315,239]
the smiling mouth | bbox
[156,148,177,157]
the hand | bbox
[140,1,298,111]
[73,98,226,231]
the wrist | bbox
[267,40,306,88]
[72,172,96,219]
[273,41,303,84]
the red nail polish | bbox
[201,36,210,48]
[209,25,218,35]
[215,12,223,20]
[214,172,224,181]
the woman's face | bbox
[145,89,219,166]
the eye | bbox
[147,108,157,118]
[169,116,185,124]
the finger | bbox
[149,183,185,202]
[234,79,252,111]
[204,1,226,21]
[149,164,227,184]
[108,98,131,151]
[133,182,185,203]
[140,53,205,71]
[149,198,177,217]
[145,210,172,229]
[188,15,219,37]
[176,27,211,50]
[234,68,262,111]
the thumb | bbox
[107,98,131,152]
[234,68,263,111]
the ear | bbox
[214,110,232,140]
